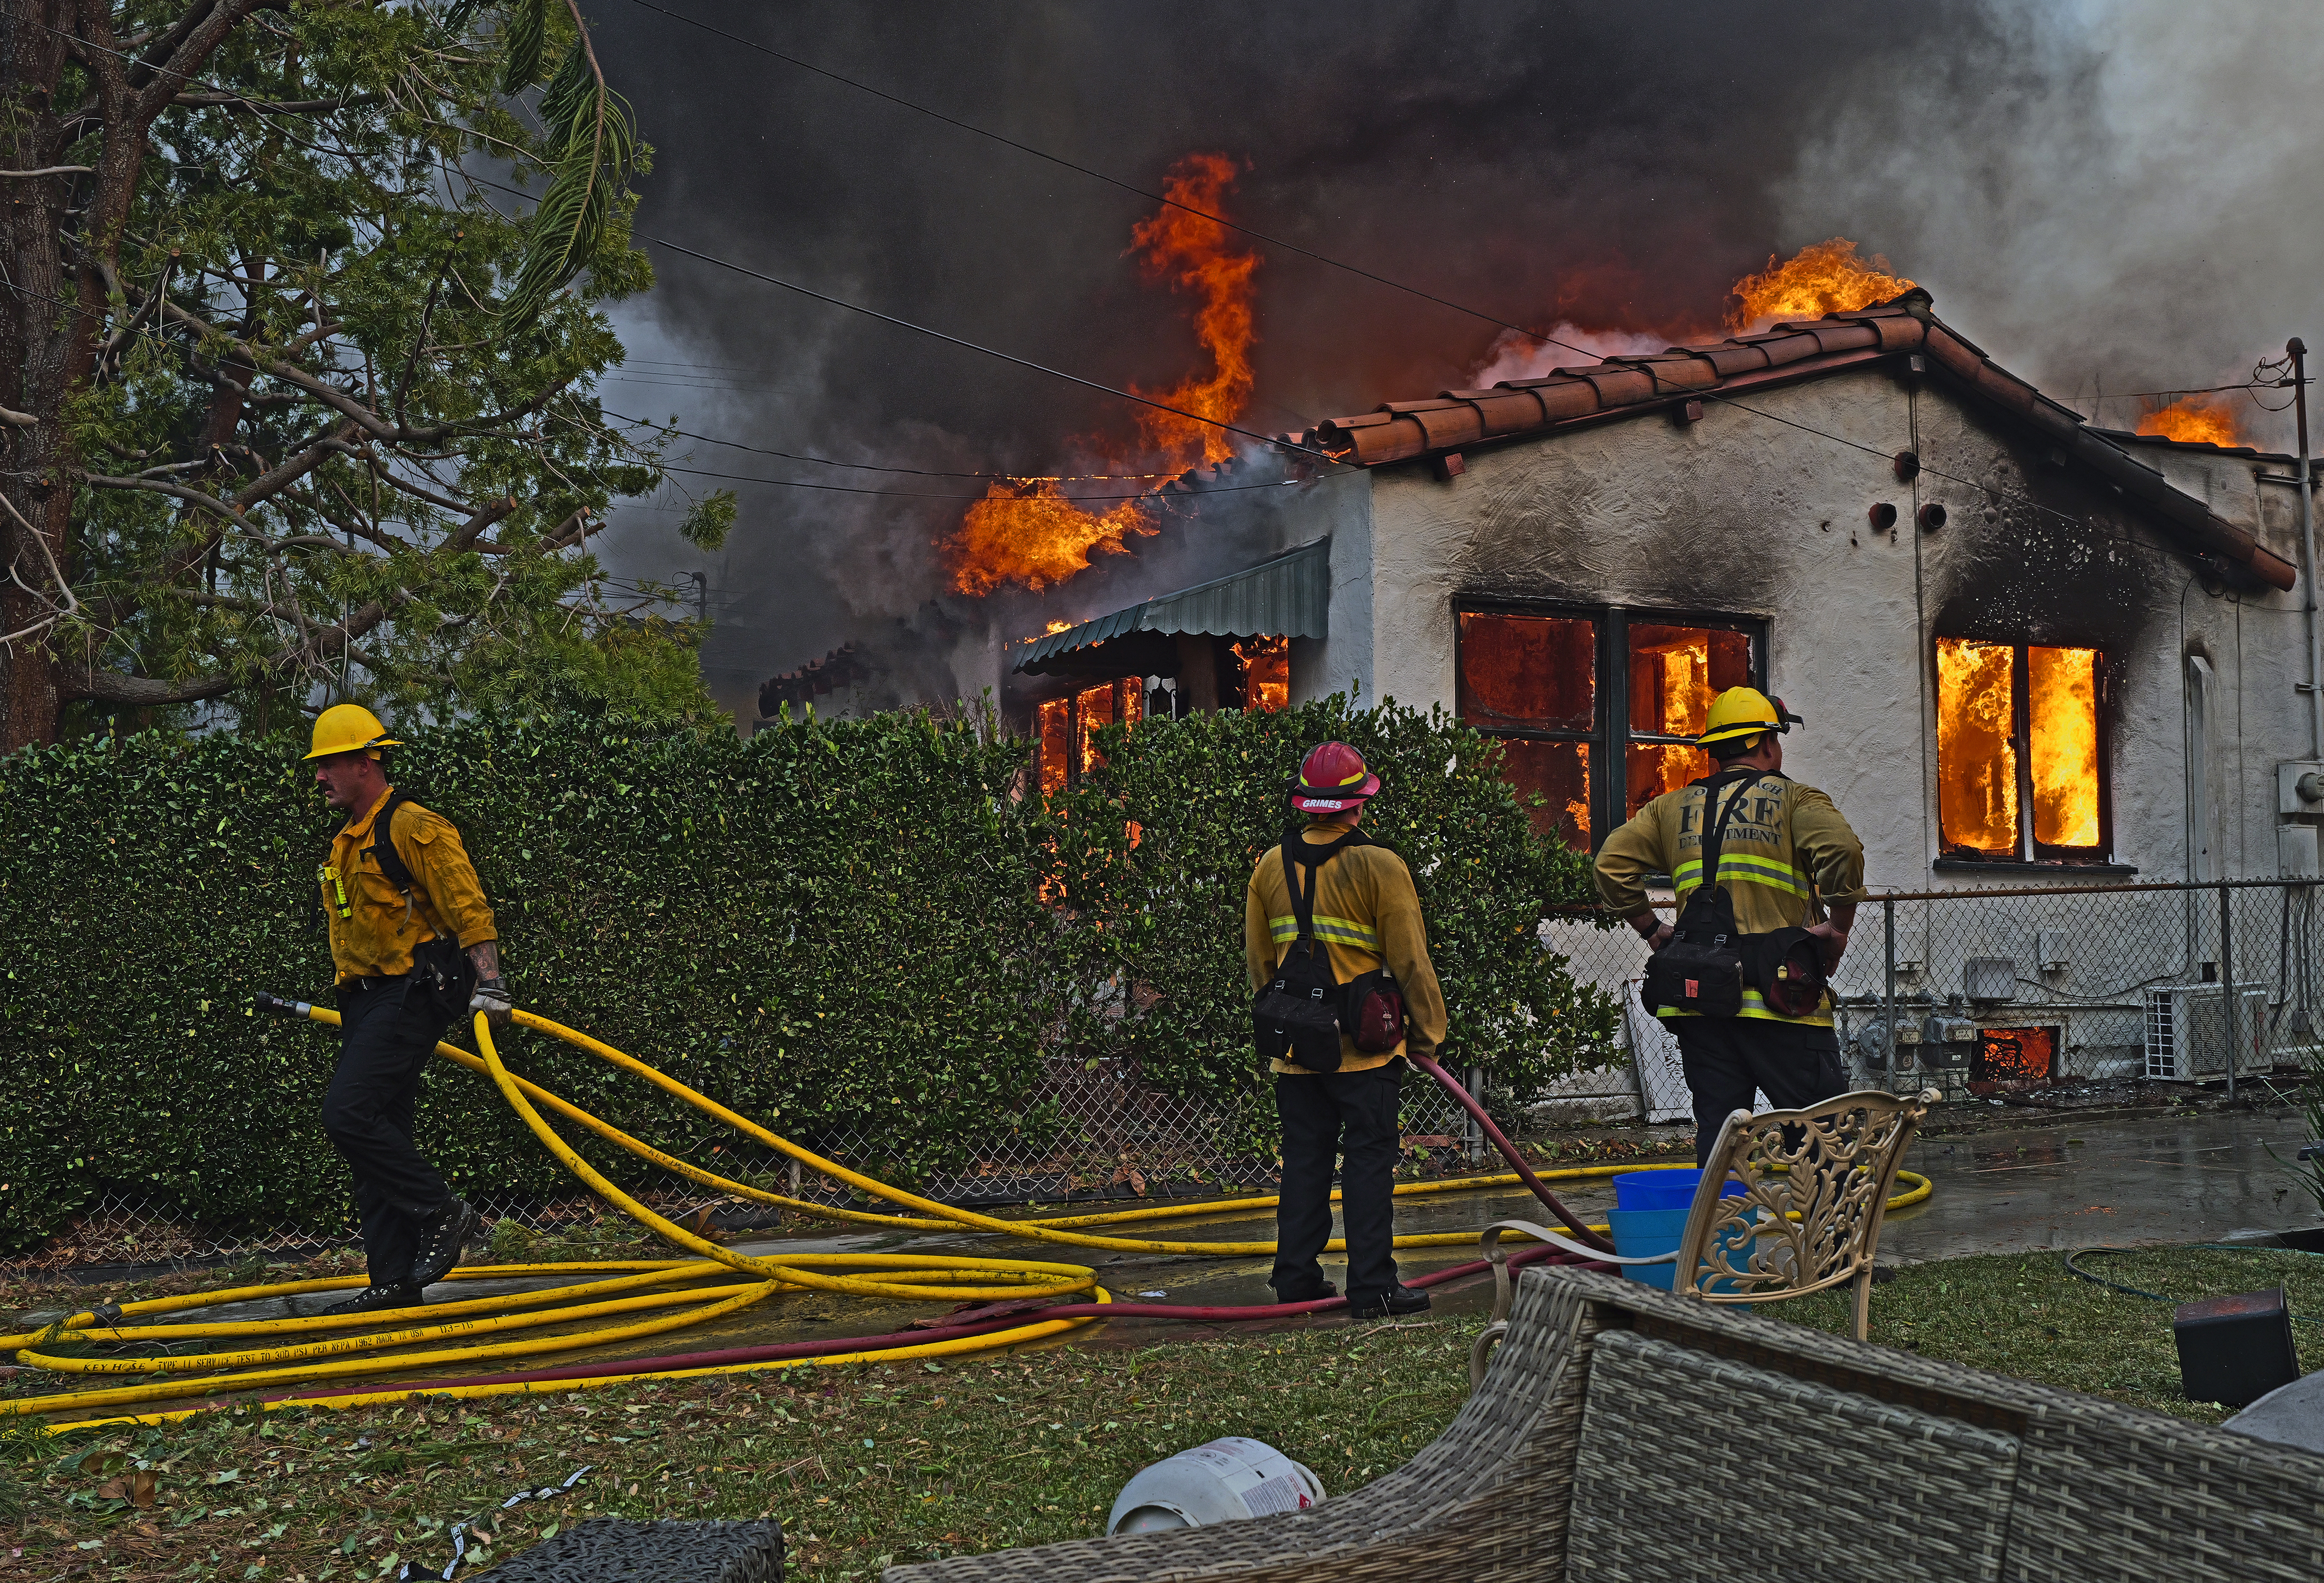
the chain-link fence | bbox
[26,880,2318,1273]
[1552,877,2324,1125]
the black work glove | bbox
[470,976,513,1036]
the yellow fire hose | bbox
[9,1006,1932,1433]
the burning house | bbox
[1043,288,2311,886]
[1016,288,2324,1091]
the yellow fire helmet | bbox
[304,702,404,761]
[1697,686,1804,750]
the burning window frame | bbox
[1453,600,1766,848]
[1035,676,1150,797]
[1934,634,2113,865]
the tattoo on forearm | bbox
[468,941,500,980]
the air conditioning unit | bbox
[2144,984,2269,1080]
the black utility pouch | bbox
[1251,825,1372,1072]
[1341,966,1407,1054]
[406,934,477,1022]
[1642,771,1752,1018]
[1744,926,1828,1017]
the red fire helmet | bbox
[1291,741,1381,813]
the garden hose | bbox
[10,1001,1932,1433]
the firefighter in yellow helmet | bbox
[1592,688,1867,1161]
[301,704,507,1313]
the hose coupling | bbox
[252,992,313,1018]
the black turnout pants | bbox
[1273,1059,1403,1306]
[1669,1015,1847,1165]
[328,978,457,1287]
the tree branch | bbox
[55,664,237,706]
[170,92,381,113]
[0,166,95,178]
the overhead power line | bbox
[598,408,1181,483]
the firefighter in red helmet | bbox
[1246,741,1448,1319]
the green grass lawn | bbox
[3,1244,2318,1581]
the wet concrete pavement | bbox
[151,1103,2320,1387]
[1881,1104,2317,1262]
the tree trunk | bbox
[0,3,74,750]
[2,3,152,751]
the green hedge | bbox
[0,699,1612,1254]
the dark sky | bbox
[579,1,2324,717]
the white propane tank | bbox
[1106,1436,1325,1535]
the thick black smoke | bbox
[581,1,2312,720]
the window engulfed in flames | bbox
[1233,636,1290,712]
[1454,612,1594,845]
[1974,1026,2056,1088]
[1937,637,2102,857]
[1936,637,2018,854]
[1625,624,1749,817]
[1035,698,1071,796]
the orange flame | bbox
[942,154,1259,597]
[2135,395,2242,447]
[946,484,1155,597]
[1726,239,1913,332]
[1125,153,1259,470]
[2028,645,2100,848]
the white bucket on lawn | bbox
[1106,1436,1325,1535]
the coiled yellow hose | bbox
[11,1006,1932,1433]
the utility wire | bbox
[15,8,1340,472]
[653,460,1306,503]
[598,408,1181,483]
[635,232,1340,465]
[18,4,2292,553]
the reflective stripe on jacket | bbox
[1244,822,1449,1074]
[325,787,498,983]
[1592,773,1866,1027]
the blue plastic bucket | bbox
[1606,1172,1755,1290]
[1611,1168,1744,1212]
[1605,1206,1692,1289]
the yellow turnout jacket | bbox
[1593,773,1865,1026]
[1245,822,1449,1074]
[322,787,498,983]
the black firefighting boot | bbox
[318,1283,425,1317]
[409,1197,481,1288]
[1346,1283,1431,1320]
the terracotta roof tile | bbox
[1293,290,2295,592]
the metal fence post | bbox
[1463,1065,1487,1163]
[2220,881,2240,1104]
[1883,898,1898,1087]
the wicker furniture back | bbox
[884,1266,2324,1582]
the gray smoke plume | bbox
[1773,0,2324,440]
[582,1,2305,721]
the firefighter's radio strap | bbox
[1252,826,1408,1072]
[1642,770,1828,1019]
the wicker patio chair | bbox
[885,1265,2324,1582]
[1474,1084,1937,1382]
